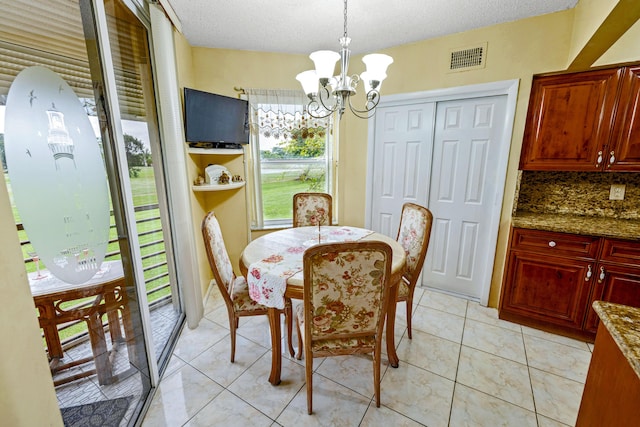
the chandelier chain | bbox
[343,0,348,39]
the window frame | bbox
[245,92,337,230]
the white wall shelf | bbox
[191,181,246,192]
[187,147,243,155]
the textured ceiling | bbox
[165,0,578,54]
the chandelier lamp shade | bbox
[296,0,393,119]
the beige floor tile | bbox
[537,414,573,427]
[465,302,522,333]
[381,362,454,427]
[419,289,468,317]
[172,317,230,362]
[530,367,585,426]
[162,355,186,378]
[523,334,591,383]
[142,364,224,427]
[315,353,389,399]
[276,374,371,426]
[449,383,537,427]
[185,389,273,427]
[522,325,591,351]
[228,353,306,419]
[410,305,465,343]
[395,328,461,380]
[456,346,534,410]
[462,319,527,364]
[190,334,268,387]
[360,404,425,426]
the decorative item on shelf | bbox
[218,171,230,184]
[194,175,205,186]
[232,174,243,182]
[205,164,230,184]
[295,0,393,119]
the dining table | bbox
[239,225,407,385]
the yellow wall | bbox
[569,0,619,63]
[595,18,640,66]
[0,172,63,426]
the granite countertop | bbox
[592,301,640,381]
[512,212,640,240]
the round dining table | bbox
[239,225,407,385]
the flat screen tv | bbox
[183,87,249,147]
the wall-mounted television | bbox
[183,87,249,148]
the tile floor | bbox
[142,287,593,427]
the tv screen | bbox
[183,87,249,145]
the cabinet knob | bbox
[596,151,603,167]
[598,266,606,283]
[548,241,556,248]
[585,265,592,281]
[608,151,615,168]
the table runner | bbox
[247,226,374,308]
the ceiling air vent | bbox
[448,42,487,72]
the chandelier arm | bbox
[306,89,337,119]
[306,103,336,119]
[316,86,338,112]
[346,90,381,117]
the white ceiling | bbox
[165,0,578,55]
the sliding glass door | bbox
[0,0,183,423]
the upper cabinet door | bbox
[609,66,640,172]
[519,68,623,171]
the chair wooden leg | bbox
[406,294,414,340]
[285,298,295,357]
[374,349,381,407]
[306,351,313,415]
[229,312,237,363]
[295,318,303,360]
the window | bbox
[245,89,337,229]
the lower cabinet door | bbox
[501,251,593,330]
[583,264,640,333]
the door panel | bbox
[369,104,434,237]
[425,96,507,298]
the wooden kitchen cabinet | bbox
[584,239,640,333]
[609,65,640,171]
[500,228,640,340]
[519,68,622,171]
[519,64,640,172]
[499,228,599,339]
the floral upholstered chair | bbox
[395,202,433,339]
[292,192,333,227]
[202,211,293,362]
[295,241,393,414]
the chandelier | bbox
[296,0,393,119]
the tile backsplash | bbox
[515,171,640,220]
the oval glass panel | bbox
[5,66,110,284]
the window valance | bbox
[244,88,331,140]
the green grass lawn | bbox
[261,167,326,220]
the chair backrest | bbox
[202,211,236,303]
[293,192,333,227]
[395,203,433,286]
[302,241,393,342]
